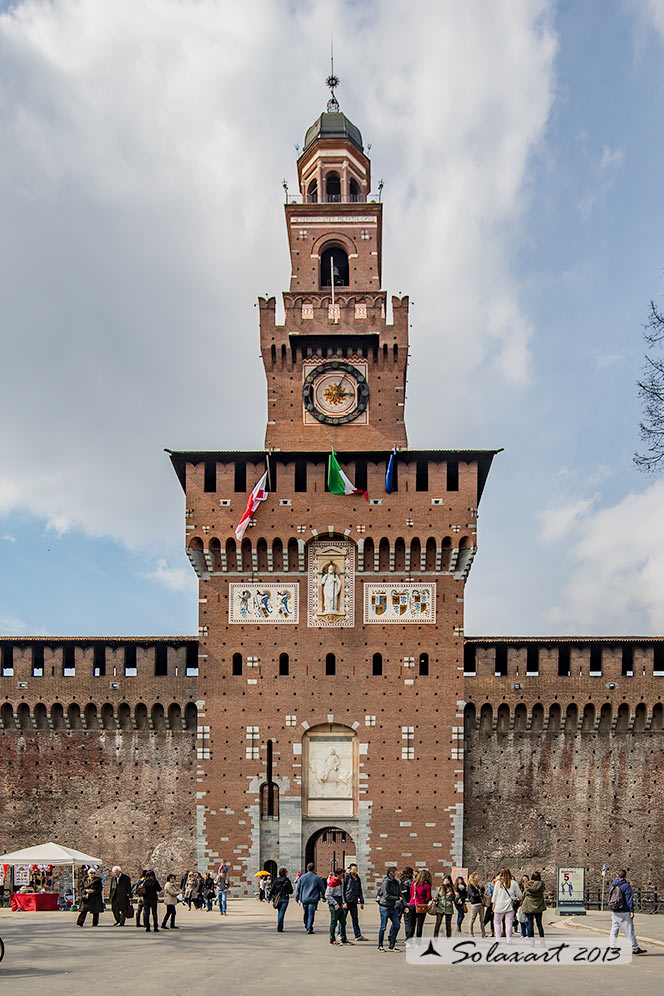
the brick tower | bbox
[169,84,499,892]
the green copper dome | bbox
[303,111,364,153]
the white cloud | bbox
[0,0,557,548]
[0,612,47,636]
[143,558,197,593]
[543,479,664,633]
[1,533,15,542]
[538,494,597,543]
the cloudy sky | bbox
[2,0,664,637]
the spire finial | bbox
[326,34,340,112]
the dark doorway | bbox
[305,827,356,874]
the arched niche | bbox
[302,723,358,819]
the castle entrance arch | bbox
[305,827,357,875]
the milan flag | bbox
[235,471,269,541]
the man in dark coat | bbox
[109,865,133,925]
[76,870,104,927]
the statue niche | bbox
[303,723,358,818]
[307,540,355,628]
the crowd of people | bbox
[264,864,550,950]
[75,864,231,931]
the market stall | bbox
[0,842,102,911]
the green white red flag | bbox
[328,448,368,500]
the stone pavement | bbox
[0,900,662,996]
[565,910,664,948]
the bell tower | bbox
[260,79,409,452]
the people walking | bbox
[454,876,468,933]
[492,868,522,941]
[399,867,415,940]
[109,865,132,926]
[142,869,162,933]
[184,871,198,911]
[269,867,293,932]
[467,873,486,938]
[133,871,147,927]
[608,869,647,955]
[325,868,349,945]
[376,867,402,951]
[409,868,432,938]
[203,872,215,911]
[215,867,230,915]
[162,874,180,929]
[521,871,546,939]
[433,876,456,938]
[76,869,103,927]
[294,862,325,934]
[343,863,367,940]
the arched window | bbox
[372,653,383,676]
[187,537,206,574]
[464,702,477,733]
[51,702,65,730]
[496,703,510,734]
[325,171,341,202]
[479,703,493,734]
[135,702,148,730]
[67,703,82,729]
[409,537,421,571]
[633,702,647,732]
[209,537,221,571]
[513,703,527,732]
[287,538,299,571]
[101,702,115,730]
[564,703,578,733]
[363,537,374,572]
[168,703,182,730]
[349,177,360,202]
[279,653,289,676]
[378,538,390,572]
[320,246,349,287]
[441,537,452,571]
[418,652,429,676]
[425,537,437,571]
[394,538,406,572]
[260,781,280,819]
[325,653,336,676]
[232,653,243,676]
[257,538,268,571]
[118,702,132,730]
[241,539,252,571]
[273,538,284,572]
[615,703,630,733]
[226,538,238,572]
[307,179,318,203]
[599,703,612,733]
[34,702,49,730]
[152,703,166,731]
[1,702,15,729]
[548,703,562,732]
[581,703,595,732]
[184,702,198,730]
[17,702,31,730]
[531,703,544,731]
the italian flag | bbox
[328,448,368,500]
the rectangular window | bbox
[589,645,602,676]
[93,644,106,677]
[186,643,199,676]
[245,726,259,760]
[463,644,476,675]
[155,644,168,676]
[204,460,216,493]
[285,715,297,726]
[401,726,414,760]
[63,644,75,677]
[124,645,137,677]
[33,644,45,677]
[365,715,376,726]
[622,644,634,676]
[558,645,571,677]
[526,645,539,675]
[495,645,508,677]
[267,456,277,491]
[234,462,246,493]
[447,460,459,491]
[1,644,14,676]
[294,458,307,492]
[654,644,664,677]
[355,460,368,493]
[416,460,429,492]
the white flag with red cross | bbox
[235,471,269,542]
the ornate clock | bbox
[302,361,370,425]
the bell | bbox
[332,264,342,285]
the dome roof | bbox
[303,111,363,153]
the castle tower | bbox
[169,82,498,891]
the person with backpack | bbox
[325,868,350,945]
[141,870,162,933]
[376,867,402,951]
[268,867,293,932]
[343,863,368,941]
[608,870,647,955]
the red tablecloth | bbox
[11,893,60,911]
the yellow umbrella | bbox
[254,871,271,877]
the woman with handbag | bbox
[492,868,522,941]
[162,874,180,930]
[268,867,293,932]
[517,877,530,937]
[409,868,432,938]
[432,875,455,938]
[521,871,546,939]
[454,876,468,933]
[467,873,486,938]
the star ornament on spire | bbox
[326,73,340,112]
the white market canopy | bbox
[0,842,102,866]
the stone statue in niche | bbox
[319,563,342,614]
[310,746,352,798]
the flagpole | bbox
[330,256,337,322]
[265,449,272,492]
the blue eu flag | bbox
[385,446,397,493]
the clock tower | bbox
[261,85,408,452]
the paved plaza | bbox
[0,901,663,995]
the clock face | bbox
[302,362,369,425]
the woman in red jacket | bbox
[409,869,432,938]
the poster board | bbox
[556,866,586,915]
